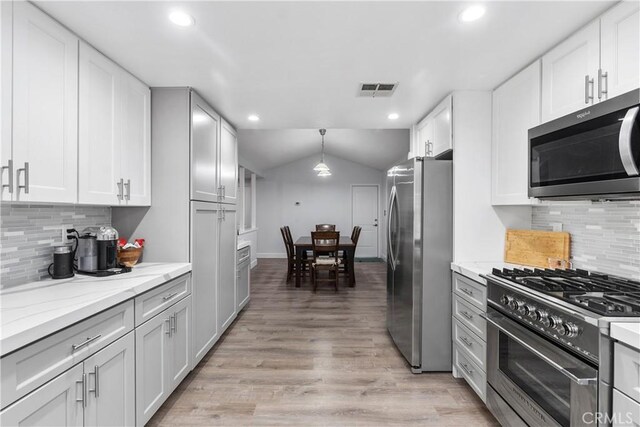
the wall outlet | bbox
[551,222,563,232]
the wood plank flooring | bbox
[148,258,498,426]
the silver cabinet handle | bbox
[460,363,473,375]
[2,159,13,194]
[17,162,29,194]
[598,68,608,100]
[163,292,178,301]
[584,75,594,104]
[76,373,87,407]
[460,336,473,347]
[124,179,131,201]
[222,185,226,199]
[171,314,176,334]
[460,288,473,296]
[72,334,102,352]
[117,178,124,201]
[217,185,223,200]
[619,106,639,176]
[165,317,172,337]
[221,207,226,221]
[460,311,473,320]
[88,365,99,398]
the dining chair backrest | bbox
[352,226,362,246]
[315,224,336,231]
[311,231,340,262]
[280,226,294,259]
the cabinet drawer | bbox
[454,345,486,403]
[1,301,133,409]
[613,389,640,427]
[453,293,486,339]
[238,246,250,264]
[453,273,487,310]
[454,319,486,370]
[134,273,191,326]
[614,342,640,403]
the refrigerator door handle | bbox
[387,186,397,270]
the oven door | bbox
[486,308,598,427]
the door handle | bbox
[619,106,639,176]
[387,186,397,270]
[2,159,13,194]
[88,365,99,398]
[598,68,608,100]
[117,178,124,201]
[72,334,102,352]
[17,162,29,194]
[165,317,172,337]
[124,179,131,201]
[584,75,594,104]
[76,373,87,407]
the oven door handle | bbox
[619,106,639,176]
[484,312,598,386]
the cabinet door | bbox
[0,364,83,427]
[135,311,170,426]
[167,296,191,392]
[84,332,135,427]
[190,92,220,202]
[492,60,541,205]
[541,20,600,122]
[415,118,433,157]
[12,2,78,203]
[431,95,453,157]
[191,201,220,365]
[219,119,238,204]
[237,262,250,312]
[120,74,151,206]
[218,206,237,334]
[1,1,13,201]
[600,1,640,99]
[78,42,121,205]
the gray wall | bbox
[1,204,111,288]
[532,201,640,279]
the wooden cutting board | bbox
[504,229,571,268]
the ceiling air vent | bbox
[357,82,398,97]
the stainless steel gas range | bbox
[483,268,640,427]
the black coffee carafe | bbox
[97,226,119,270]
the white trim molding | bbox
[257,252,287,259]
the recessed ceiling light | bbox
[459,5,485,22]
[388,113,399,120]
[248,114,260,122]
[169,10,195,27]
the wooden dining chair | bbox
[315,224,336,231]
[340,226,361,275]
[280,226,309,281]
[310,231,341,292]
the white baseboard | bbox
[257,253,287,259]
[250,259,258,269]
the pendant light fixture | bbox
[313,129,331,175]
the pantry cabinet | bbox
[191,92,221,203]
[219,119,238,204]
[541,1,639,122]
[218,205,238,334]
[491,60,541,205]
[79,43,150,206]
[413,95,453,158]
[11,1,79,203]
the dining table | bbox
[293,236,356,288]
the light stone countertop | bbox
[610,322,640,350]
[0,262,191,356]
[451,261,532,284]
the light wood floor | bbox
[148,259,498,426]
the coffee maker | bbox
[97,226,119,271]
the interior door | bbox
[12,1,78,203]
[218,206,237,334]
[84,332,135,427]
[191,201,220,365]
[78,42,121,205]
[190,92,220,202]
[351,185,379,258]
[219,119,238,204]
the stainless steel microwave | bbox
[528,89,640,199]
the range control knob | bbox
[500,295,512,306]
[562,323,580,338]
[518,304,531,316]
[509,299,523,311]
[535,309,549,323]
[527,306,538,320]
[548,316,563,330]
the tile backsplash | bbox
[1,204,111,288]
[532,201,640,279]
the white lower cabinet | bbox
[0,364,84,427]
[218,206,237,334]
[83,332,135,427]
[135,295,192,426]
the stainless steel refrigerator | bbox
[386,157,452,372]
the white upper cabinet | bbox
[79,43,150,206]
[600,1,640,99]
[492,60,541,206]
[120,73,151,206]
[79,43,121,205]
[415,116,433,158]
[12,1,78,203]
[541,20,600,122]
[1,1,13,202]
[431,96,453,157]
[219,119,238,204]
[190,92,221,203]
